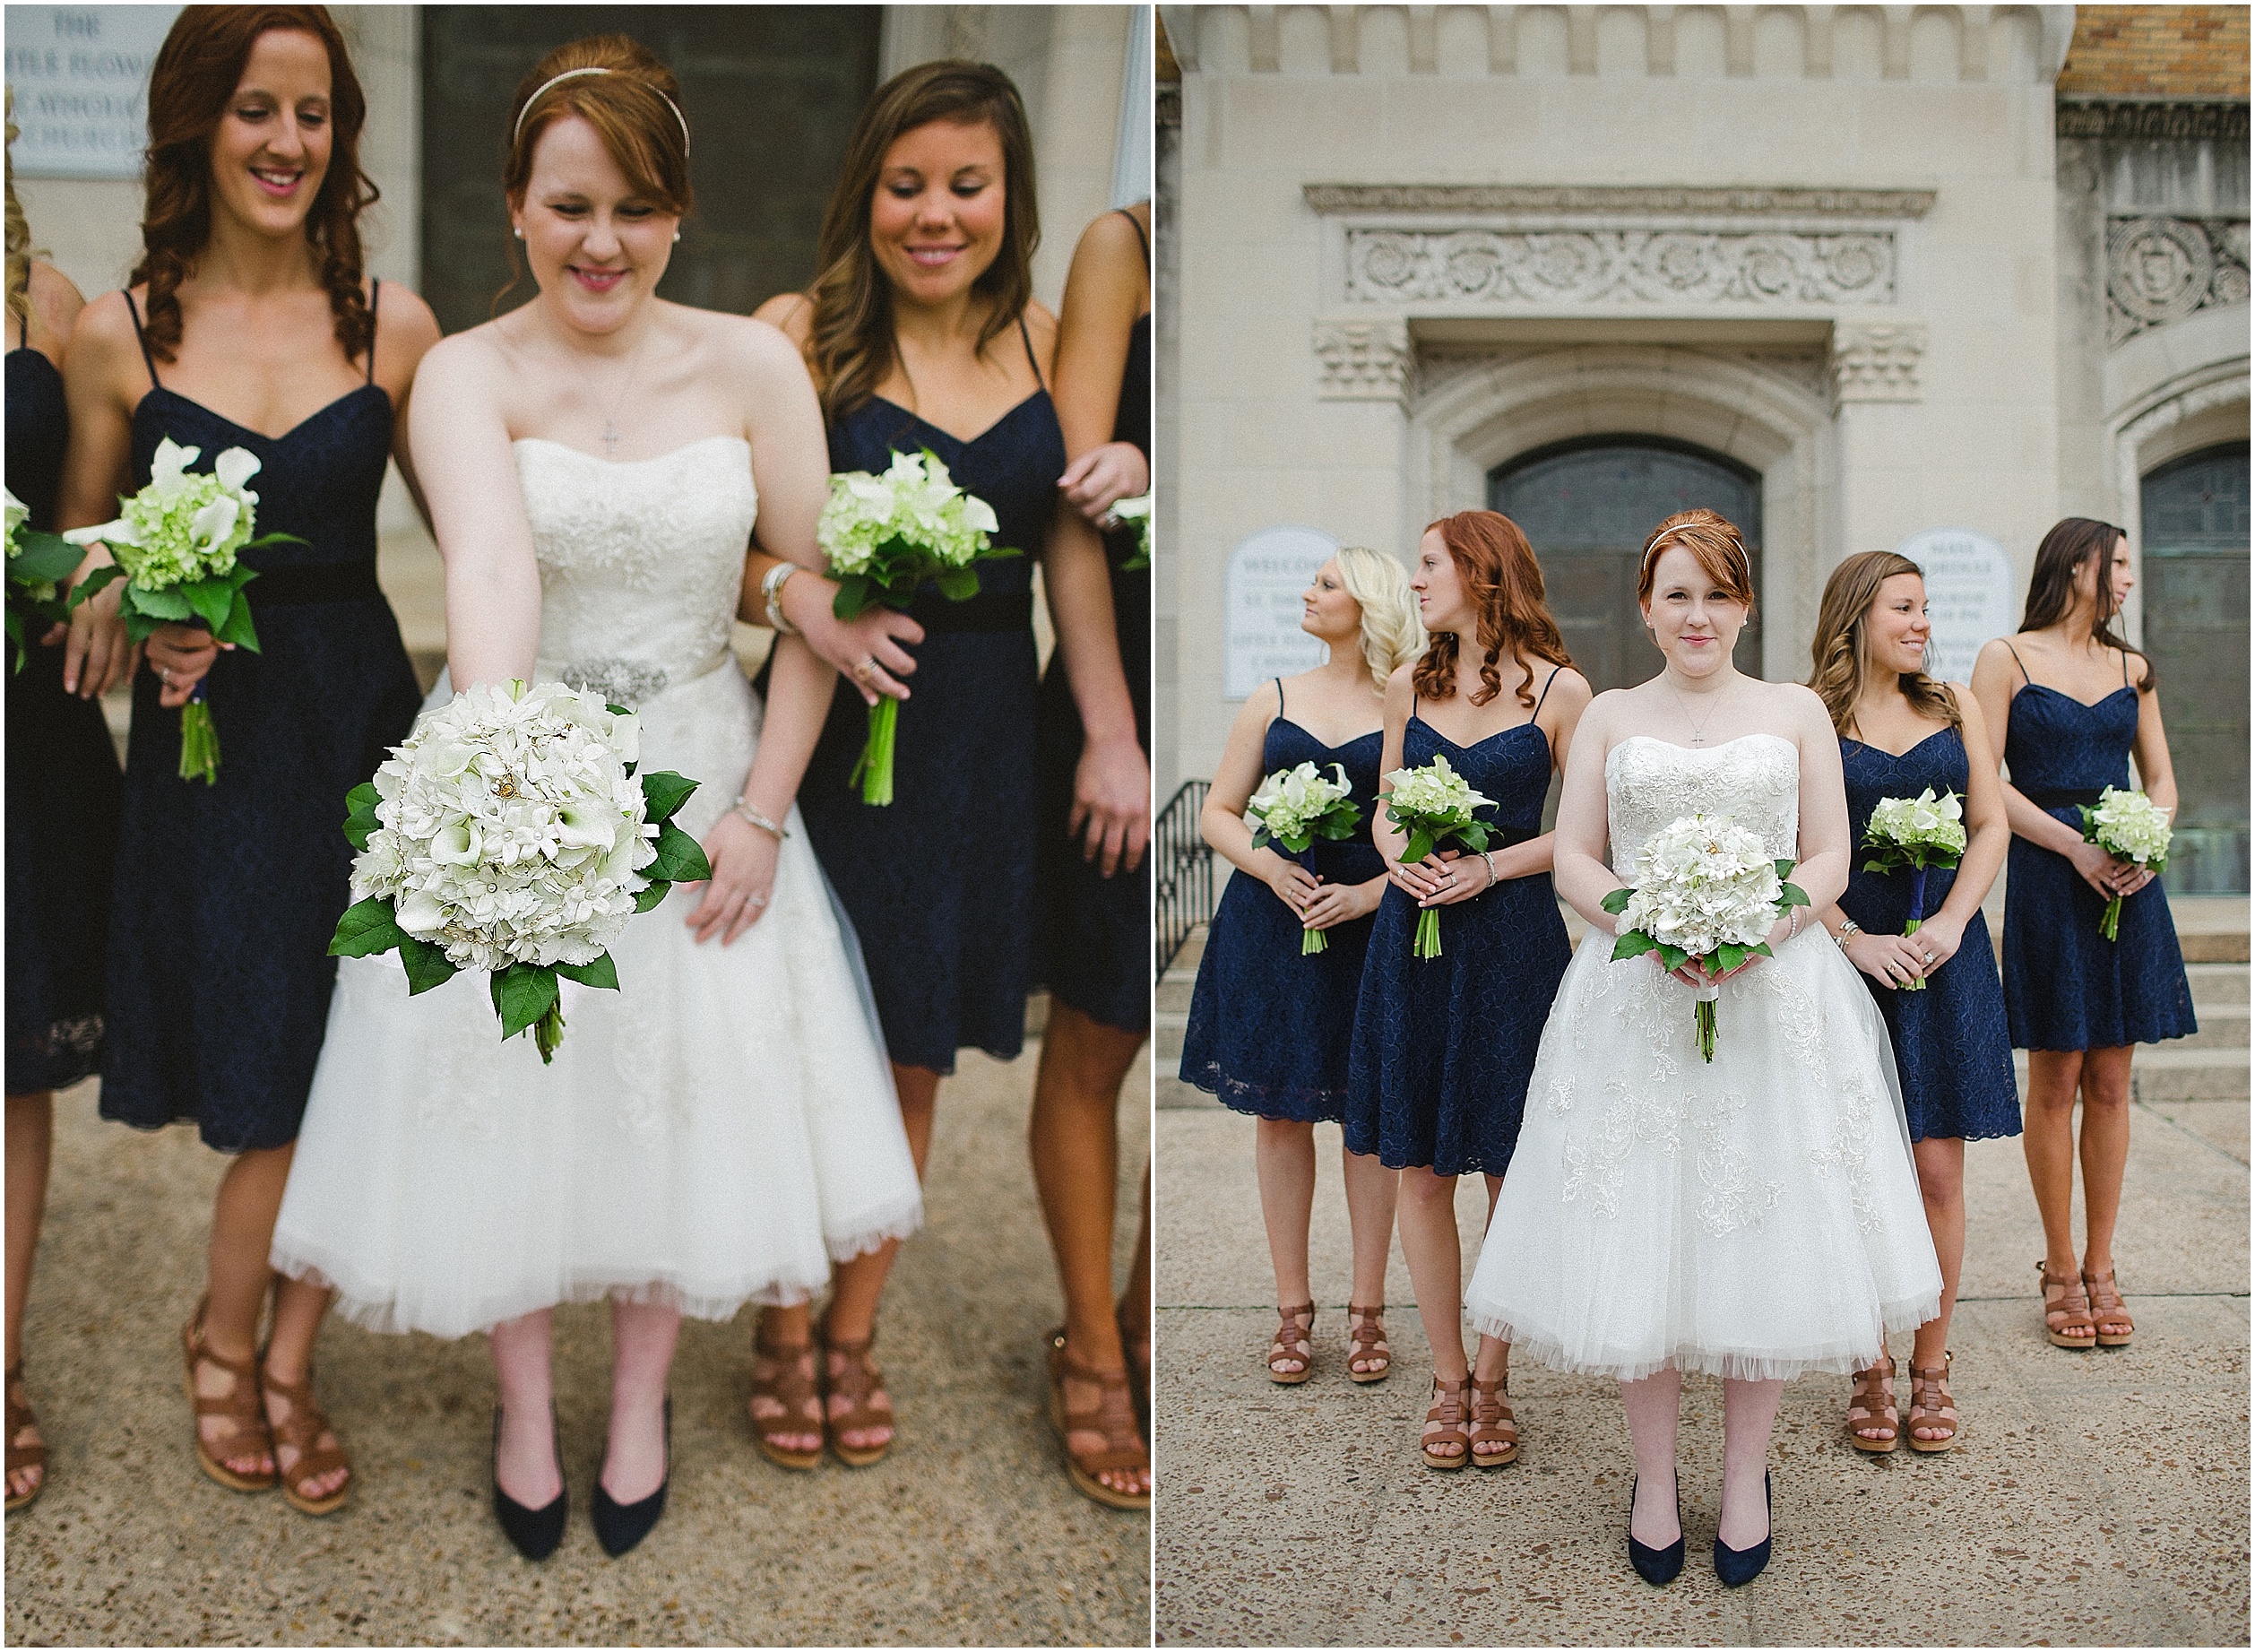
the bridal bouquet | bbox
[2078,785,2172,941]
[818,447,1020,805]
[327,679,713,1064]
[4,487,84,672]
[1383,754,1495,960]
[1603,813,1809,1062]
[1247,760,1361,955]
[1860,788,1967,990]
[1109,491,1152,572]
[65,437,287,783]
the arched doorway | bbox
[1490,437,1764,694]
[2140,442,2250,895]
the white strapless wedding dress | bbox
[1464,734,1941,1381]
[272,437,923,1338]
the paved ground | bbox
[1155,1057,2250,1644]
[5,1033,1151,1647]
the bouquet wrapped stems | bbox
[1861,788,1966,991]
[1382,755,1494,961]
[1246,760,1362,957]
[2078,786,2173,941]
[849,694,901,808]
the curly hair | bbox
[2020,516,2152,688]
[1808,549,1963,738]
[5,88,33,329]
[1409,510,1572,709]
[132,5,375,367]
[1333,545,1423,695]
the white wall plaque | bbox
[6,7,181,179]
[1894,526,2017,688]
[1223,524,1339,698]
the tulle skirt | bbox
[1466,924,1941,1382]
[271,661,924,1339]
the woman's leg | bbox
[1255,1120,1318,1330]
[1907,1137,1967,1435]
[1028,1002,1144,1371]
[2073,1045,2134,1279]
[1620,1369,1682,1546]
[1395,1166,1464,1377]
[6,1091,53,1501]
[194,1143,296,1481]
[2022,1049,2087,1278]
[490,1310,559,1507]
[1340,1144,1398,1316]
[603,1298,681,1502]
[1717,1378,1783,1548]
[262,1275,349,1501]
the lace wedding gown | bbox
[1464,734,1941,1381]
[271,437,923,1338]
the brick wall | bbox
[2058,5,2250,99]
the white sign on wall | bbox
[1894,526,2017,687]
[6,7,181,180]
[1223,523,1339,698]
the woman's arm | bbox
[2116,654,2175,897]
[1547,690,1624,930]
[1971,636,2125,899]
[1937,688,2010,923]
[1787,685,1853,913]
[54,290,143,699]
[1199,682,1318,917]
[373,283,445,537]
[1042,502,1147,877]
[1051,206,1149,523]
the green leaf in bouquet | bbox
[1656,943,1690,972]
[1713,943,1750,973]
[1404,828,1435,864]
[634,881,672,913]
[213,592,260,652]
[490,962,561,1042]
[1778,879,1810,908]
[975,541,1023,563]
[1601,887,1632,914]
[1457,821,1491,852]
[934,567,981,602]
[553,952,620,991]
[9,529,85,586]
[124,583,194,622]
[648,818,713,885]
[329,895,410,958]
[638,769,699,826]
[831,574,875,621]
[606,702,633,717]
[341,781,383,852]
[239,532,305,555]
[184,576,236,634]
[65,563,123,610]
[6,607,26,672]
[397,933,458,996]
[1611,929,1660,963]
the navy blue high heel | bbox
[492,1405,567,1561]
[1713,1471,1773,1587]
[592,1396,670,1559]
[1627,1475,1685,1586]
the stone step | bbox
[1155,1015,1186,1060]
[1158,1073,1216,1111]
[2188,962,2249,1009]
[2173,896,2249,964]
[1156,973,1195,1015]
[2014,1047,2251,1103]
[2176,1006,2249,1051]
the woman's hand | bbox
[1387,849,1470,907]
[1843,929,1926,990]
[1266,857,1320,917]
[685,813,779,947]
[146,621,226,710]
[1300,877,1383,932]
[1906,912,1964,973]
[2112,864,2156,897]
[2066,838,2137,901]
[778,567,921,707]
[61,571,134,698]
[1070,733,1150,876]
[1058,440,1148,525]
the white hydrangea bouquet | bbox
[1603,813,1809,1062]
[2078,785,2172,941]
[1859,788,1968,990]
[4,487,85,673]
[326,679,713,1064]
[1109,491,1152,572]
[1382,753,1495,960]
[817,447,1020,806]
[65,436,292,783]
[1247,760,1362,955]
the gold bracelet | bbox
[732,798,789,841]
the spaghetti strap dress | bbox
[99,285,424,1152]
[6,343,124,1094]
[1343,677,1573,1176]
[1034,208,1151,1035]
[792,318,1066,1073]
[1998,644,2197,1052]
[1838,726,2019,1141]
[1179,681,1385,1121]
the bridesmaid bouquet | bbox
[1247,760,1361,955]
[1382,754,1495,960]
[2078,786,2173,941]
[327,679,713,1064]
[1603,813,1809,1062]
[4,487,83,672]
[1109,491,1153,572]
[65,436,288,784]
[1860,788,1968,991]
[817,447,1020,806]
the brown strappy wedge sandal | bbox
[1344,1305,1391,1384]
[1468,1374,1519,1467]
[2082,1268,2134,1348]
[748,1320,824,1472]
[1266,1303,1316,1385]
[1421,1374,1472,1470]
[262,1363,351,1516]
[1047,1330,1151,1511]
[1845,1357,1900,1453]
[180,1297,275,1492]
[1905,1353,1960,1453]
[819,1317,894,1468]
[6,1361,46,1512]
[2037,1262,2097,1350]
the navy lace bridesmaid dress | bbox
[1343,679,1572,1175]
[1839,727,2019,1141]
[5,344,123,1094]
[793,320,1065,1072]
[1033,210,1151,1035]
[1179,687,1385,1120]
[1999,644,2197,1051]
[99,287,422,1152]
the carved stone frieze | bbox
[1829,321,1927,404]
[2057,101,2251,143]
[1313,316,1413,402]
[1344,228,1896,307]
[2106,217,2251,344]
[1306,184,1936,219]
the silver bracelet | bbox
[732,797,789,841]
[1835,916,1862,945]
[1482,849,1499,891]
[1787,906,1802,939]
[761,562,799,636]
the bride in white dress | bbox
[269,39,921,1559]
[1464,510,1940,1587]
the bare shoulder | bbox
[1766,679,1830,731]
[27,260,83,343]
[1075,204,1145,262]
[373,281,441,348]
[1544,663,1595,710]
[1230,677,1284,737]
[697,306,810,378]
[410,324,511,403]
[2120,645,2156,693]
[752,291,812,345]
[64,288,145,390]
[1382,659,1419,705]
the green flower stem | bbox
[533,1001,566,1065]
[178,699,220,785]
[2101,894,2122,942]
[1301,925,1327,956]
[851,695,898,806]
[1696,999,1717,1063]
[1901,915,1928,991]
[1414,905,1442,959]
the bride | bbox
[269,37,921,1560]
[1464,509,1939,1587]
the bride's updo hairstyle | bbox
[1410,510,1572,711]
[1334,545,1424,695]
[1807,549,1962,737]
[2019,516,2150,683]
[1637,508,1758,614]
[806,60,1038,423]
[134,4,375,365]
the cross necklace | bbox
[1667,673,1731,746]
[596,329,649,460]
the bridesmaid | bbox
[1971,519,2196,1354]
[744,61,1141,1466]
[5,101,132,1512]
[58,5,440,1514]
[1181,548,1421,1389]
[1026,201,1153,1509]
[1344,511,1590,1471]
[1807,551,2017,1454]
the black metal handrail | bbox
[1154,779,1215,981]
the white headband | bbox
[513,65,691,157]
[1642,521,1751,581]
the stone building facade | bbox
[1154,4,2248,893]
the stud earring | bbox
[514,228,524,240]
[671,230,681,243]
